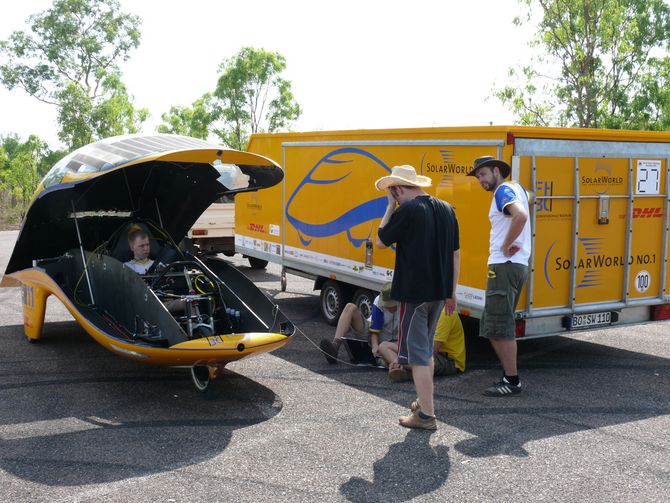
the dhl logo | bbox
[633,207,662,218]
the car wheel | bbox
[191,365,210,392]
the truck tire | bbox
[352,288,375,321]
[320,280,347,326]
[247,256,268,269]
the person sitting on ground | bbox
[319,282,399,364]
[378,310,466,382]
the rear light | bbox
[515,319,526,337]
[506,132,515,145]
[192,229,208,236]
[650,304,670,321]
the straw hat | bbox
[375,165,432,191]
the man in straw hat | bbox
[319,282,399,364]
[468,156,532,397]
[375,165,460,430]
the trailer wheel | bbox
[353,288,375,321]
[320,280,346,326]
[247,256,268,269]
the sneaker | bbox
[399,411,437,430]
[483,377,522,397]
[319,339,338,364]
[389,367,412,382]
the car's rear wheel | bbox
[191,366,211,392]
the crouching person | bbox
[319,282,399,364]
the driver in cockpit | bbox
[124,224,162,274]
[124,224,185,313]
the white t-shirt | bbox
[124,258,155,274]
[488,181,531,265]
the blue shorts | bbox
[397,300,444,366]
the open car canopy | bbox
[4,134,283,274]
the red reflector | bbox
[506,132,515,145]
[650,304,670,321]
[515,319,526,337]
[192,229,208,236]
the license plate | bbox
[570,311,612,330]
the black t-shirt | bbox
[378,195,459,303]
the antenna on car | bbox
[71,200,95,305]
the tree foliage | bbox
[157,47,301,150]
[496,0,670,129]
[0,134,65,224]
[158,93,219,140]
[213,47,301,149]
[0,0,147,148]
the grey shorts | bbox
[397,300,444,366]
[480,261,528,340]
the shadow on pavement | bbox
[0,322,281,486]
[340,429,450,503]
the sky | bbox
[0,0,537,149]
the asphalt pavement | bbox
[0,230,668,502]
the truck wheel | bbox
[320,280,346,326]
[353,288,375,321]
[247,256,268,269]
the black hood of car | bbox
[4,134,282,275]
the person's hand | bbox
[371,343,379,356]
[502,243,520,257]
[444,297,457,315]
[389,359,402,370]
[386,189,396,208]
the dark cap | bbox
[468,156,511,178]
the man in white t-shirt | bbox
[468,156,532,397]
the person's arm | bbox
[444,248,460,315]
[370,332,380,355]
[501,201,528,257]
[376,190,396,249]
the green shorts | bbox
[480,261,528,341]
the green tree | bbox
[212,47,301,150]
[0,134,62,223]
[158,93,219,140]
[496,0,670,129]
[0,0,146,148]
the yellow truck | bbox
[236,126,670,337]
